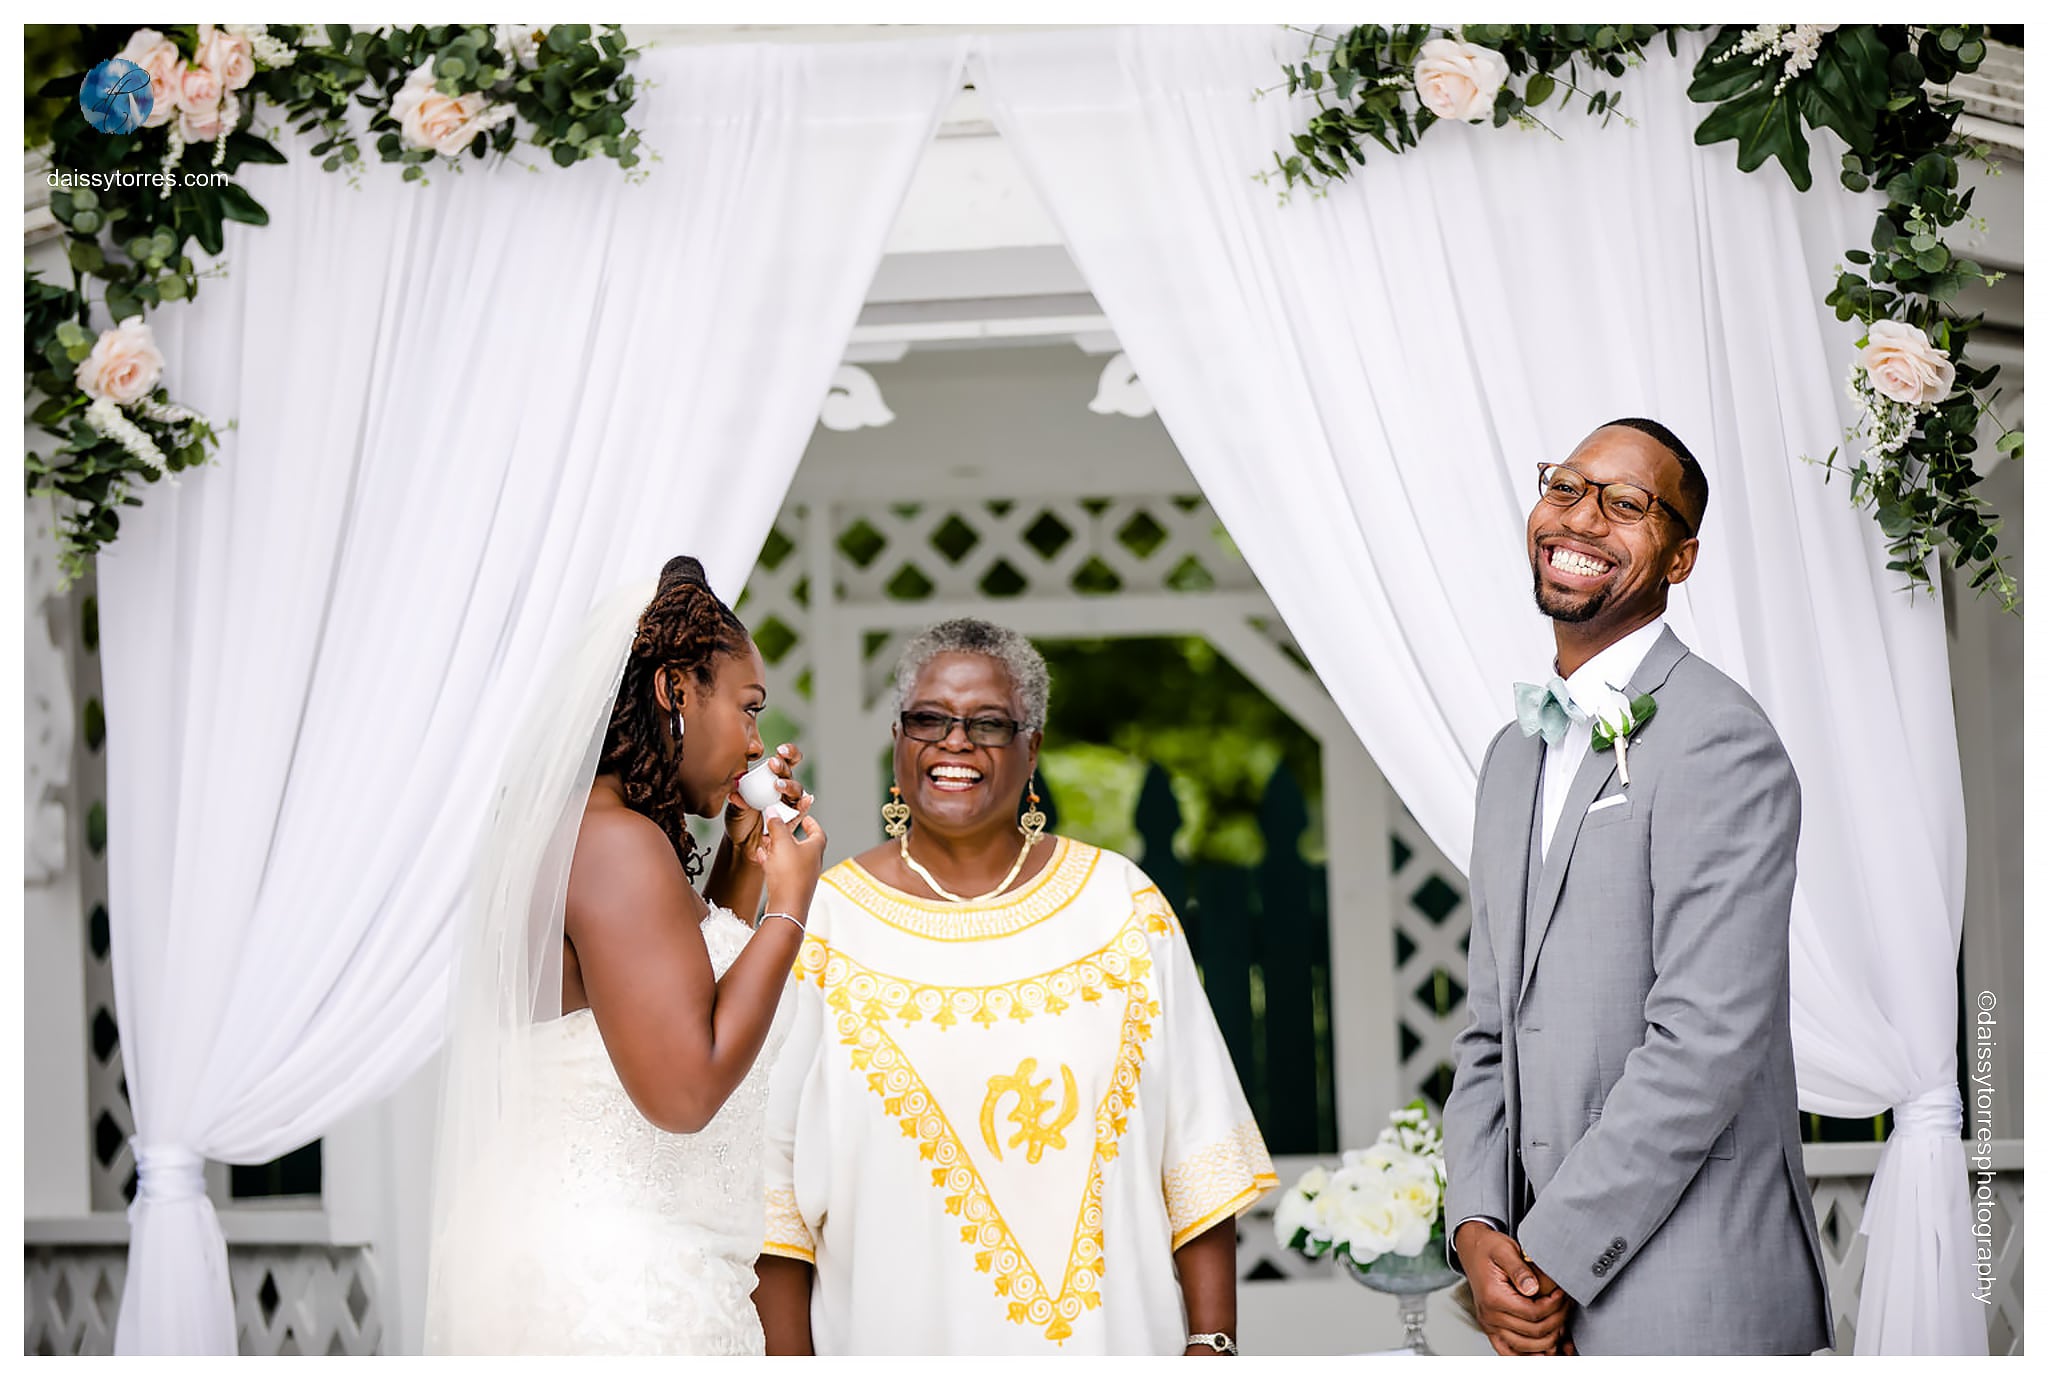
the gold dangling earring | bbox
[881,782,911,839]
[1019,774,1047,847]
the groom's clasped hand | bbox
[1454,1221,1571,1356]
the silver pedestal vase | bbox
[1344,1240,1464,1355]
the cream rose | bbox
[1413,37,1510,123]
[180,92,234,144]
[117,28,184,130]
[76,321,166,407]
[391,63,505,158]
[196,23,256,91]
[176,60,224,116]
[1859,319,1956,407]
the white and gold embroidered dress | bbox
[761,839,1276,1353]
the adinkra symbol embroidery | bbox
[980,1058,1080,1165]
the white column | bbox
[1951,456,2024,1141]
[803,501,876,863]
[1323,727,1398,1148]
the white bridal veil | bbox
[421,580,655,1351]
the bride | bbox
[424,556,827,1354]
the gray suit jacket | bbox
[1443,627,1833,1355]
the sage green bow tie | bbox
[1514,677,1584,748]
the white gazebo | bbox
[23,24,2025,1357]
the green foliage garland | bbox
[26,24,646,585]
[1270,24,2020,611]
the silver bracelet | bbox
[762,911,805,933]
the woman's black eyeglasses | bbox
[899,711,1028,747]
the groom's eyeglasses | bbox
[1536,463,1694,537]
[899,711,1027,747]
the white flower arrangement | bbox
[1275,1102,1447,1269]
[1721,24,1840,95]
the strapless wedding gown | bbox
[428,909,789,1354]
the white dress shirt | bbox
[1539,617,1667,858]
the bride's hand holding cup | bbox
[757,804,827,925]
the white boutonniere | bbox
[1587,684,1658,787]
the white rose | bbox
[1413,37,1510,123]
[117,29,183,129]
[76,321,166,407]
[196,23,256,92]
[392,63,508,158]
[1581,681,1636,737]
[495,24,545,70]
[1337,1195,1402,1264]
[1859,319,1956,408]
[1274,1185,1320,1250]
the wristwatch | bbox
[1186,1331,1238,1355]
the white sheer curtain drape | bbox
[99,36,967,1354]
[978,25,1979,1354]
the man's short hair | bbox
[1602,416,1708,533]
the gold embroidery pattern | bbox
[806,907,1164,1343]
[1131,884,1181,937]
[1162,1119,1279,1250]
[797,910,1161,1030]
[981,1059,1080,1164]
[761,1185,814,1263]
[824,839,1101,942]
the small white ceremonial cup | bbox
[737,757,801,824]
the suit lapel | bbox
[1517,627,1691,1005]
[1489,729,1544,1020]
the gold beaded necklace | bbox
[898,832,1035,904]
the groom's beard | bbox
[1533,572,1610,622]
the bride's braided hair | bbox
[600,556,750,878]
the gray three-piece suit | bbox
[1443,627,1833,1355]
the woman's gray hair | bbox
[892,618,1051,732]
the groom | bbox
[1442,419,1832,1355]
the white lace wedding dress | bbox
[429,908,789,1354]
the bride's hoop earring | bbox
[881,783,910,839]
[668,675,685,749]
[1019,774,1047,847]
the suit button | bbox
[1610,1237,1627,1252]
[1592,1263,1608,1277]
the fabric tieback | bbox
[1889,1086,1962,1139]
[1514,677,1585,748]
[131,1143,208,1209]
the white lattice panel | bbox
[827,494,1257,609]
[729,490,1298,815]
[24,1244,382,1356]
[23,1247,123,1355]
[1388,801,1470,1111]
[1805,1166,2023,1354]
[66,567,131,1213]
